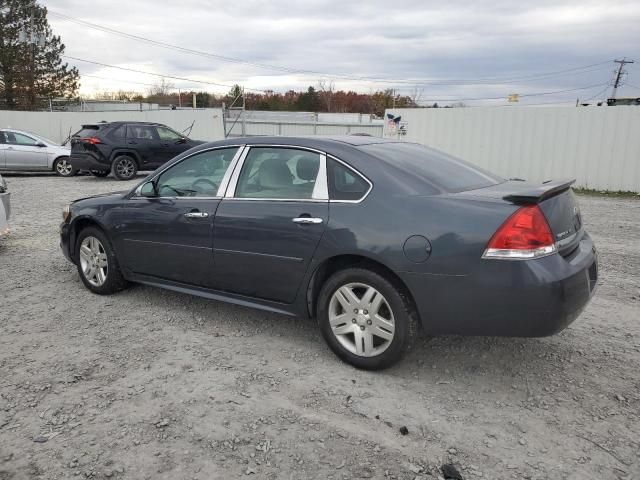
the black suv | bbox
[69,121,203,180]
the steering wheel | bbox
[191,178,218,195]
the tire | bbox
[75,226,128,295]
[317,268,416,370]
[90,169,110,178]
[112,155,138,181]
[53,157,77,177]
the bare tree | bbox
[409,86,425,106]
[147,78,174,97]
[317,79,335,112]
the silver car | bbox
[0,129,75,176]
[0,174,9,238]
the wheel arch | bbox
[109,149,141,166]
[69,216,110,260]
[51,155,70,171]
[306,254,419,324]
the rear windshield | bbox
[72,125,101,138]
[360,143,503,192]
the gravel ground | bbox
[0,173,639,480]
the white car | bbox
[0,128,75,176]
[0,174,9,238]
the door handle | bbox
[292,217,323,225]
[184,211,209,218]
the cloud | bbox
[47,0,640,104]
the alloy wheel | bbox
[328,282,395,357]
[115,158,135,178]
[56,159,73,176]
[79,236,108,287]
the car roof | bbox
[81,121,166,127]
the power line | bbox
[64,55,267,93]
[415,83,609,104]
[49,10,613,87]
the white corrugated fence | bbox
[384,106,640,192]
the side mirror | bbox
[36,142,47,148]
[139,181,157,197]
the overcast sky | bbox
[46,0,640,105]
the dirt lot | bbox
[0,173,638,480]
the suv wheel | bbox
[90,169,110,178]
[317,268,416,370]
[54,157,77,177]
[76,227,128,294]
[112,155,138,181]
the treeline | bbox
[96,84,420,117]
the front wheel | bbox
[112,156,138,181]
[76,227,128,295]
[317,268,416,370]
[54,157,77,177]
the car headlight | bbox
[62,204,72,223]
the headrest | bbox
[296,156,319,181]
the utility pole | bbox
[611,58,634,100]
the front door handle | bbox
[184,211,209,218]
[292,217,323,225]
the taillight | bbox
[81,137,103,145]
[482,205,556,260]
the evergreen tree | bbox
[0,0,79,110]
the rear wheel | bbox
[112,155,138,181]
[317,268,416,370]
[76,227,128,295]
[54,157,77,177]
[90,169,110,178]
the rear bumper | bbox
[70,153,109,171]
[402,232,598,337]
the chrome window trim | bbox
[132,144,245,200]
[326,154,373,204]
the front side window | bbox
[235,147,321,199]
[156,126,182,141]
[155,147,239,197]
[327,159,370,201]
[127,125,157,140]
[4,131,38,146]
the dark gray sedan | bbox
[60,136,598,369]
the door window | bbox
[127,125,157,140]
[235,147,321,199]
[156,126,183,141]
[327,158,371,201]
[154,147,239,197]
[4,132,38,146]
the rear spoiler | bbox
[503,179,576,204]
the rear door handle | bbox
[292,217,323,225]
[184,211,209,218]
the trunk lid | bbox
[462,179,584,257]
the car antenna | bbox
[181,120,195,138]
[61,126,72,146]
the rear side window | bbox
[327,159,370,201]
[109,125,126,139]
[359,143,502,192]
